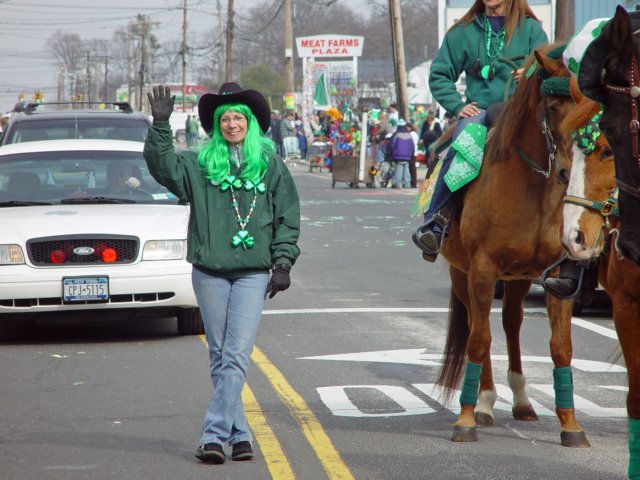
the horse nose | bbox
[565,229,585,256]
[573,230,584,246]
[558,168,570,185]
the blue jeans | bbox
[424,110,487,221]
[192,268,269,446]
[375,144,387,164]
[392,161,410,188]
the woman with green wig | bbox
[144,83,300,465]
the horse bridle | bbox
[515,104,557,179]
[603,49,640,199]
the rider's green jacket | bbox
[429,14,548,117]
[143,121,301,278]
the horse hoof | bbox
[560,431,590,448]
[474,412,494,427]
[512,404,539,421]
[451,426,478,442]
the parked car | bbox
[0,138,203,334]
[0,102,151,146]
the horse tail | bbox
[436,286,469,405]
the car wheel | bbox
[175,130,187,144]
[177,308,204,335]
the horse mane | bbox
[559,77,601,137]
[486,47,545,161]
[487,43,566,162]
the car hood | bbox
[3,204,190,241]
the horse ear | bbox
[534,49,564,77]
[609,5,634,61]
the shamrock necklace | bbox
[481,15,506,80]
[216,170,267,250]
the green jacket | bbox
[143,121,301,277]
[429,15,548,116]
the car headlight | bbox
[142,240,185,261]
[0,244,25,265]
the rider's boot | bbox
[544,256,599,302]
[412,207,451,262]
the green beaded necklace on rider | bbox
[214,166,267,250]
[482,15,506,80]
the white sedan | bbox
[0,139,203,334]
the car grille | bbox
[27,235,139,266]
[0,292,175,308]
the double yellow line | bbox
[199,336,354,479]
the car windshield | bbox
[0,150,180,205]
[4,118,149,144]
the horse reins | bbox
[604,53,640,199]
[515,107,556,178]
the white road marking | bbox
[264,307,548,314]
[317,385,435,417]
[504,424,529,439]
[300,349,626,373]
[531,384,627,417]
[572,317,618,340]
[264,308,619,342]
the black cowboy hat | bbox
[198,82,271,134]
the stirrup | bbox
[540,255,585,300]
[421,252,438,263]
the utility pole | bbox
[284,0,294,109]
[182,0,188,112]
[135,18,160,111]
[389,0,409,121]
[103,56,109,101]
[555,0,575,42]
[216,0,224,84]
[225,0,234,81]
[57,68,63,103]
[140,27,146,111]
[86,51,92,103]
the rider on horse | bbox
[412,0,548,262]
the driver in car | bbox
[105,161,141,193]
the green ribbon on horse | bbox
[444,123,488,192]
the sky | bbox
[2,0,371,113]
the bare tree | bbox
[48,31,85,101]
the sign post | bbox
[359,111,368,182]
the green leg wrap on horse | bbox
[459,361,482,405]
[629,418,640,479]
[553,366,574,409]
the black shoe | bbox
[231,441,253,461]
[195,442,226,464]
[544,277,579,298]
[412,225,442,257]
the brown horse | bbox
[565,6,640,478]
[435,45,590,447]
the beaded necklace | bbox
[214,166,267,250]
[481,15,506,80]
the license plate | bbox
[63,277,109,302]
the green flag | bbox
[314,73,329,108]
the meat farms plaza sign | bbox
[296,35,364,58]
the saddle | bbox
[424,101,504,179]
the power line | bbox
[3,2,178,10]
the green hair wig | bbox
[197,103,275,184]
